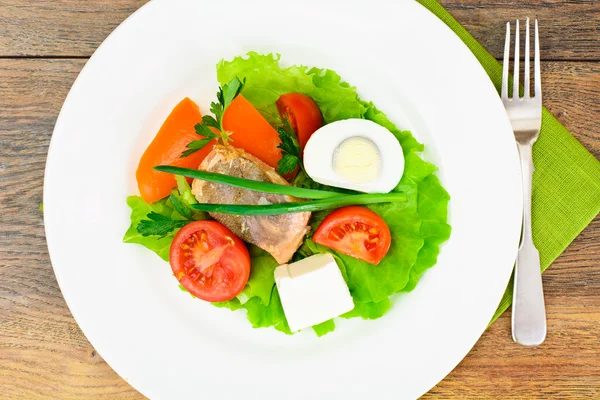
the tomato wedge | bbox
[170,221,250,302]
[313,206,391,265]
[276,93,323,150]
[136,98,215,204]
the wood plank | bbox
[0,58,142,399]
[0,0,148,57]
[542,61,600,158]
[0,0,598,60]
[425,217,600,398]
[0,59,599,398]
[439,0,600,60]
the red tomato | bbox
[170,221,250,302]
[313,206,391,265]
[276,93,323,150]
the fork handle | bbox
[512,142,547,346]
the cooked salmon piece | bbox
[191,145,311,264]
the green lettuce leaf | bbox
[313,320,336,337]
[123,178,206,261]
[123,196,184,261]
[342,299,391,320]
[244,288,291,334]
[235,246,278,306]
[124,52,451,337]
[218,285,291,335]
[217,52,369,126]
[214,52,451,334]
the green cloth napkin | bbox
[417,0,600,323]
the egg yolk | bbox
[333,136,382,183]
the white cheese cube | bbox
[274,253,355,332]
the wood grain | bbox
[542,61,600,158]
[426,219,600,399]
[1,1,600,398]
[439,0,600,61]
[1,57,599,399]
[0,0,148,57]
[1,0,599,59]
[0,59,141,399]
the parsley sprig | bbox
[276,119,302,175]
[182,77,246,157]
[137,212,187,237]
[136,176,202,237]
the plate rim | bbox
[43,1,522,398]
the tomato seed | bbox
[364,241,377,251]
[328,227,345,241]
[199,230,208,242]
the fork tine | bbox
[502,22,510,100]
[513,20,520,99]
[524,18,530,98]
[534,19,542,99]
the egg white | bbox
[303,118,405,193]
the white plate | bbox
[44,0,522,398]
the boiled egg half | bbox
[303,119,404,193]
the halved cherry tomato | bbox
[313,206,391,265]
[136,98,215,204]
[276,93,323,150]
[170,221,250,302]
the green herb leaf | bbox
[123,196,181,261]
[195,123,218,139]
[154,165,348,199]
[210,101,224,124]
[220,129,233,146]
[277,121,301,156]
[190,193,407,215]
[277,153,300,175]
[181,123,219,156]
[216,89,224,111]
[201,115,220,130]
[169,193,192,219]
[123,179,203,261]
[182,77,245,157]
[292,169,325,190]
[276,120,301,175]
[221,77,246,107]
[137,212,187,237]
[181,141,209,157]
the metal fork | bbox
[502,18,546,346]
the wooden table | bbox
[1,1,599,398]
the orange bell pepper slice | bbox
[136,97,214,203]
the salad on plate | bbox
[124,52,451,336]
